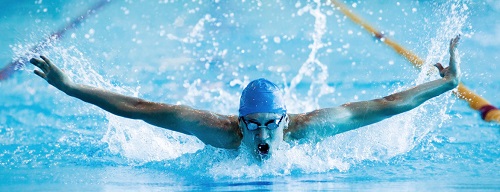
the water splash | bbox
[11,34,207,164]
[405,0,469,154]
[419,0,468,82]
[102,115,204,164]
[167,14,216,44]
[284,0,335,113]
[3,0,473,179]
[206,0,472,178]
[163,11,241,114]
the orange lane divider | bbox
[329,0,500,123]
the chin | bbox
[251,151,271,161]
[257,153,271,160]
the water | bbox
[1,0,499,190]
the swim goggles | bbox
[240,115,285,131]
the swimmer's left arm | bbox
[288,35,461,139]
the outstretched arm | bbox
[287,35,461,139]
[30,56,241,148]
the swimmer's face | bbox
[239,113,288,160]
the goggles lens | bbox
[242,115,284,131]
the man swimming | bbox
[29,35,461,160]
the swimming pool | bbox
[1,0,499,190]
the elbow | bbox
[120,99,153,119]
[449,77,459,89]
[133,99,150,108]
[444,75,460,89]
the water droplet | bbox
[273,36,281,43]
[295,1,301,8]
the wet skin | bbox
[29,36,461,162]
[239,113,289,160]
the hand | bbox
[434,35,461,81]
[30,56,74,92]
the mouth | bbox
[257,143,270,155]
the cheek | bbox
[271,129,284,142]
[242,130,255,143]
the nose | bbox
[255,127,269,140]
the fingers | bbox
[449,34,460,54]
[30,57,49,72]
[452,34,461,44]
[40,55,54,67]
[450,36,460,48]
[449,35,460,67]
[34,69,46,79]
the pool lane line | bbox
[0,0,112,81]
[328,0,500,124]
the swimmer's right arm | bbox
[30,56,241,149]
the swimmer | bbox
[29,35,461,160]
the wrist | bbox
[61,81,77,96]
[443,75,459,88]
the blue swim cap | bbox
[239,78,287,117]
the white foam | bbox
[284,0,335,113]
[11,0,470,178]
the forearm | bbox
[63,83,148,119]
[341,75,457,122]
[333,76,457,133]
[294,36,462,137]
[382,76,458,114]
[355,36,461,117]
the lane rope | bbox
[328,0,500,123]
[0,0,112,80]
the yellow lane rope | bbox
[329,0,500,123]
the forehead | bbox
[244,113,282,121]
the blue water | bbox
[1,0,499,191]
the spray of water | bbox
[205,0,470,178]
[8,0,470,178]
[418,0,468,82]
[12,31,207,165]
[284,0,335,113]
[411,0,469,147]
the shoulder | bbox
[285,107,354,140]
[188,112,242,149]
[142,103,243,148]
[182,108,242,140]
[288,107,352,127]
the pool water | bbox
[1,0,499,190]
